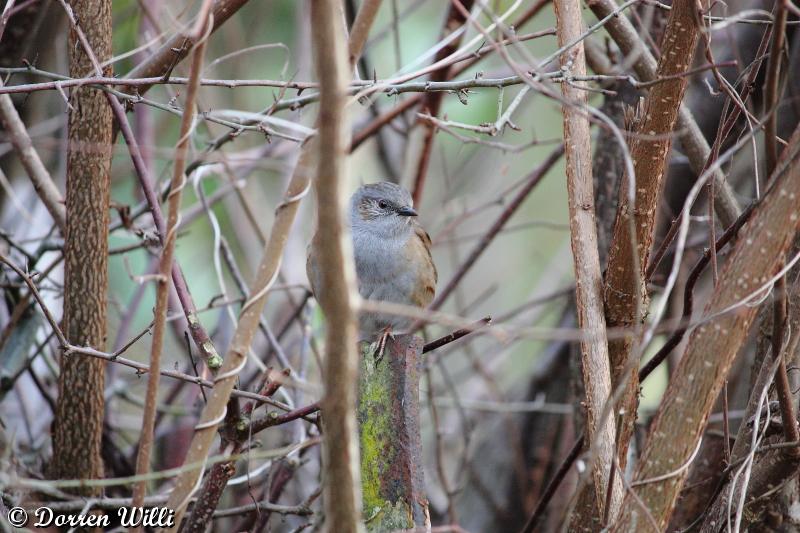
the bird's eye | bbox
[378,200,388,209]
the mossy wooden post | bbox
[358,334,429,531]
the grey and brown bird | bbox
[307,181,437,344]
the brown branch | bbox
[50,0,113,495]
[309,0,362,530]
[763,0,798,454]
[601,0,706,471]
[131,1,213,519]
[554,0,622,522]
[585,0,741,228]
[422,316,492,353]
[122,0,252,95]
[764,0,788,178]
[610,124,800,532]
[247,402,321,435]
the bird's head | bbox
[350,182,417,238]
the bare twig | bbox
[132,0,214,518]
[430,144,564,311]
[422,316,492,353]
[0,78,66,232]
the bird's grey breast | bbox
[351,228,416,304]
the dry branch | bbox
[585,0,741,228]
[122,0,252,95]
[131,2,213,517]
[309,0,362,530]
[610,124,800,532]
[554,0,622,523]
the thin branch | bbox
[555,0,621,521]
[422,316,492,353]
[161,0,378,525]
[132,0,214,518]
[410,0,476,206]
[310,0,362,530]
[430,144,564,311]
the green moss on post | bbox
[358,335,429,531]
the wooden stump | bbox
[358,334,429,531]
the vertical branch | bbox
[611,125,800,532]
[585,0,741,228]
[162,0,379,526]
[602,0,706,468]
[310,0,362,530]
[764,0,788,177]
[131,1,213,518]
[554,0,622,523]
[348,0,382,70]
[51,0,113,493]
[763,0,799,450]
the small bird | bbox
[307,182,437,347]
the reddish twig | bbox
[431,144,564,311]
[422,316,492,353]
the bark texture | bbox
[611,124,800,531]
[554,0,622,525]
[51,0,113,491]
[602,0,705,468]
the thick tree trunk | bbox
[51,0,112,492]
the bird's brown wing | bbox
[407,221,437,308]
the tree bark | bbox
[602,0,706,469]
[51,0,113,493]
[554,0,622,525]
[610,124,800,532]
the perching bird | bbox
[307,181,438,345]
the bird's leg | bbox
[375,326,394,363]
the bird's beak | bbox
[396,206,418,217]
